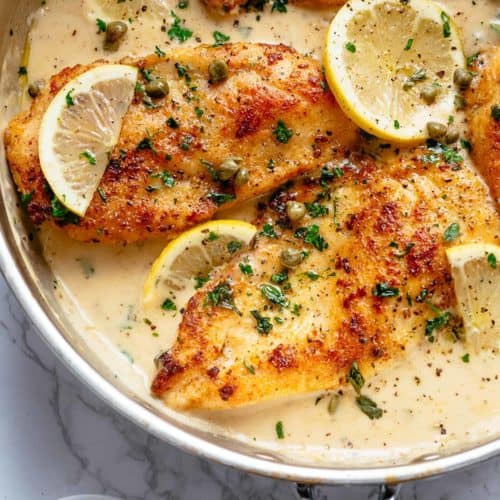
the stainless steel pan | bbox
[0,2,498,498]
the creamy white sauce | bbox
[6,0,500,466]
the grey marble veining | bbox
[0,276,499,500]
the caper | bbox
[234,167,249,186]
[420,85,439,104]
[286,201,306,222]
[208,59,228,83]
[426,121,447,139]
[453,68,473,89]
[105,21,128,44]
[217,157,241,181]
[280,248,304,268]
[28,82,41,98]
[145,78,169,98]
[444,126,459,144]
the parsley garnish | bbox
[167,117,179,128]
[168,11,193,43]
[372,282,400,298]
[97,188,107,203]
[194,275,209,289]
[443,222,460,242]
[20,191,33,207]
[356,395,383,420]
[487,253,497,269]
[394,119,400,130]
[244,360,255,374]
[425,303,452,342]
[213,31,230,45]
[251,310,273,334]
[51,196,80,225]
[492,104,500,121]
[261,283,289,307]
[403,68,427,90]
[273,120,293,143]
[161,298,177,311]
[227,240,243,254]
[404,38,413,51]
[66,89,75,107]
[271,0,287,12]
[441,11,451,38]
[152,171,175,188]
[461,353,470,363]
[239,262,253,275]
[275,420,285,439]
[80,150,96,165]
[207,192,236,206]
[305,202,329,217]
[260,223,278,238]
[345,41,356,53]
[154,45,166,57]
[96,18,107,32]
[194,107,204,117]
[294,225,328,251]
[205,281,240,314]
[18,66,27,76]
[347,362,364,394]
[271,269,288,284]
[304,271,320,281]
[466,52,479,67]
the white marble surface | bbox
[0,275,499,500]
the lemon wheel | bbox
[38,64,137,216]
[324,0,465,143]
[142,220,257,312]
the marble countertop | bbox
[0,275,499,500]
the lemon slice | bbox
[39,64,138,216]
[324,0,465,143]
[143,220,257,311]
[446,243,500,350]
[88,0,169,21]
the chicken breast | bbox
[4,43,357,243]
[151,148,499,410]
[202,0,345,15]
[465,47,500,208]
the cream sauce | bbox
[11,0,500,466]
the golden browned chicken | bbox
[466,47,500,208]
[151,148,499,410]
[202,0,345,15]
[4,43,357,243]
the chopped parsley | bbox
[194,107,204,117]
[305,202,329,217]
[487,253,497,269]
[239,262,253,275]
[212,31,230,45]
[460,138,472,151]
[207,192,236,206]
[167,11,193,43]
[345,41,356,53]
[65,89,75,107]
[194,275,209,289]
[403,68,427,90]
[492,104,500,121]
[152,171,176,188]
[180,134,193,150]
[251,310,273,334]
[96,18,107,32]
[347,362,364,394]
[275,420,285,439]
[461,353,470,363]
[18,66,27,76]
[466,52,479,67]
[227,240,243,254]
[404,38,414,51]
[291,303,302,316]
[244,360,255,374]
[273,120,293,144]
[394,119,400,130]
[205,281,240,314]
[261,283,289,307]
[304,271,320,281]
[394,242,415,258]
[80,150,96,165]
[97,188,107,203]
[271,0,288,12]
[260,223,278,238]
[271,269,289,284]
[154,45,166,57]
[441,11,451,38]
[294,225,328,251]
[372,282,400,298]
[20,191,33,207]
[425,303,452,342]
[50,196,80,225]
[356,395,383,420]
[443,222,460,242]
[161,298,177,311]
[167,117,179,129]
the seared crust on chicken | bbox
[466,47,500,208]
[203,0,345,15]
[151,149,499,410]
[4,43,357,243]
